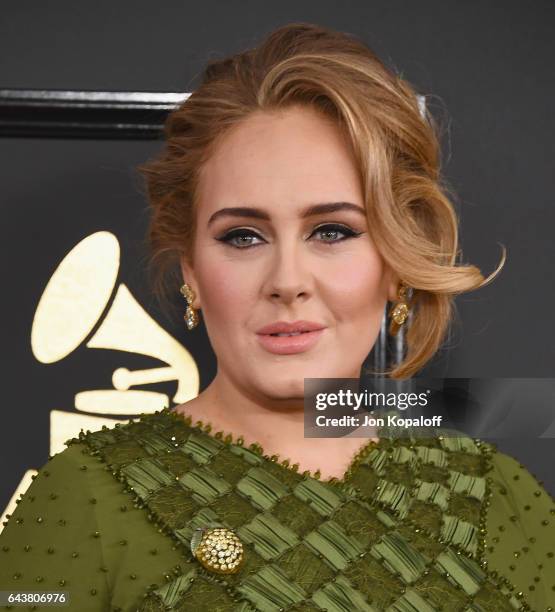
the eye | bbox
[312,223,361,244]
[216,229,265,249]
[216,223,362,250]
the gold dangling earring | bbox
[180,283,200,330]
[389,283,410,337]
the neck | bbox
[173,368,378,480]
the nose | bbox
[264,237,312,304]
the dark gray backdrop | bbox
[1,0,554,510]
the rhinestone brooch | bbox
[191,526,244,574]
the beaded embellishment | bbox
[66,408,538,611]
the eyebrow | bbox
[207,202,366,227]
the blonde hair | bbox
[138,22,505,379]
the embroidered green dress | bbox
[1,407,554,612]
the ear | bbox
[179,255,201,309]
[385,266,401,303]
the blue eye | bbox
[217,224,361,250]
[314,224,359,243]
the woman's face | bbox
[181,105,398,400]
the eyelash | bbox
[217,224,362,250]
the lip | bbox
[256,320,326,335]
[256,323,326,355]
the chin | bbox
[249,369,304,394]
[263,367,330,394]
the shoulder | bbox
[485,443,555,520]
[483,443,555,609]
[1,435,119,537]
[3,440,101,523]
[0,409,162,540]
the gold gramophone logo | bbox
[1,230,199,529]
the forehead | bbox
[196,106,363,216]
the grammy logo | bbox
[1,230,199,530]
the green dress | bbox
[1,407,554,612]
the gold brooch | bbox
[191,526,244,574]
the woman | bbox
[1,22,553,612]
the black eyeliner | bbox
[216,223,363,249]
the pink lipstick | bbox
[256,320,326,355]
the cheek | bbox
[194,256,253,322]
[323,249,387,317]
